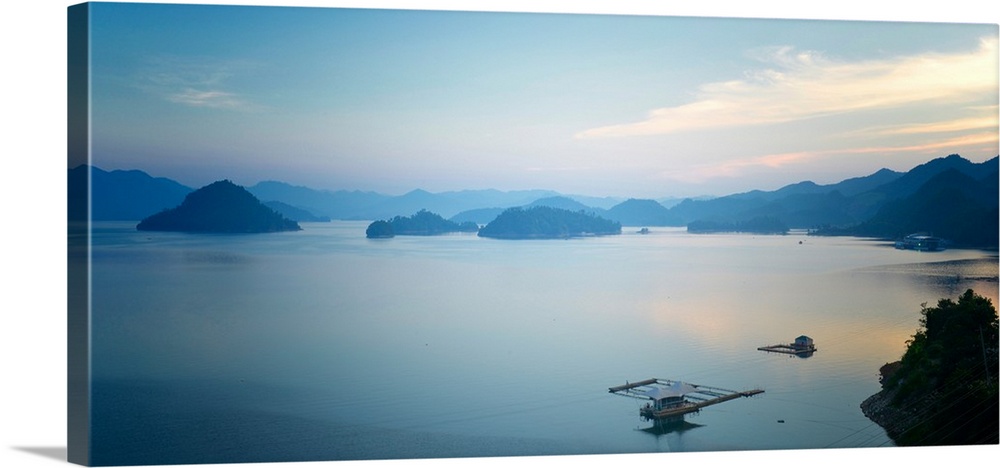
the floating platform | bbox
[758,335,816,356]
[757,344,817,355]
[608,378,764,421]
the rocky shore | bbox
[861,366,989,446]
[860,360,916,444]
[860,387,906,443]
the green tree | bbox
[884,289,998,445]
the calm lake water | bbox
[85,221,998,465]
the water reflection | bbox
[640,419,703,436]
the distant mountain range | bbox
[69,153,999,247]
[68,165,192,221]
[818,160,998,247]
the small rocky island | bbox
[477,206,621,239]
[137,180,302,233]
[365,209,479,238]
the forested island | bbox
[477,206,621,239]
[136,180,301,233]
[861,289,998,446]
[365,209,479,238]
[686,216,789,234]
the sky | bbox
[79,1,999,199]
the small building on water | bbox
[643,381,699,413]
[794,335,814,350]
[758,335,816,356]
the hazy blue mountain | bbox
[362,189,441,220]
[432,189,563,212]
[827,168,903,197]
[978,168,999,198]
[248,181,388,220]
[563,194,626,210]
[605,198,679,226]
[657,195,711,209]
[842,168,999,247]
[449,207,505,225]
[263,201,330,222]
[76,153,996,242]
[688,216,789,234]
[666,195,772,226]
[664,154,995,230]
[875,154,995,198]
[740,191,858,228]
[69,165,193,221]
[525,196,604,214]
[727,181,826,203]
[449,195,607,225]
[137,180,301,233]
[672,178,858,225]
[842,154,997,220]
[369,189,564,219]
[727,168,902,203]
[249,182,561,220]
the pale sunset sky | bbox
[78,1,998,198]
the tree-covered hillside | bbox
[861,289,998,446]
[365,209,479,238]
[687,216,789,234]
[136,180,301,233]
[819,167,999,248]
[477,206,621,239]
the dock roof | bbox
[643,381,699,400]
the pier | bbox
[758,335,816,356]
[757,344,816,355]
[608,378,764,421]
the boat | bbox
[894,233,944,251]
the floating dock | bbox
[757,344,816,355]
[608,378,764,421]
[758,335,816,356]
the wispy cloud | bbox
[860,110,998,137]
[576,37,998,139]
[660,131,998,184]
[135,56,262,111]
[657,152,822,184]
[166,89,248,109]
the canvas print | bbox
[67,2,999,466]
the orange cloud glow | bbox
[576,38,998,139]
